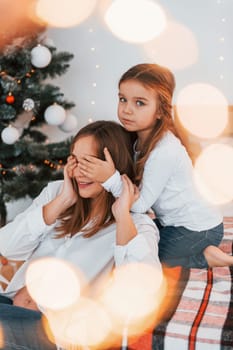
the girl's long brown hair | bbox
[56,120,135,238]
[119,63,181,185]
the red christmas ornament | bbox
[6,93,15,104]
[1,256,8,265]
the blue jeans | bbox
[0,302,56,350]
[155,220,224,268]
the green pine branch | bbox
[0,33,76,225]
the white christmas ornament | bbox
[23,98,35,111]
[59,113,78,132]
[1,126,20,144]
[44,104,66,125]
[31,45,52,68]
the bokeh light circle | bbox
[104,0,166,43]
[143,20,198,70]
[194,143,233,205]
[26,257,80,310]
[46,298,112,348]
[36,0,97,27]
[176,83,228,139]
[100,263,163,336]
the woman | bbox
[0,120,161,350]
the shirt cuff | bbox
[102,170,122,198]
[27,205,56,239]
[114,234,151,266]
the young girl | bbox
[0,120,161,350]
[79,63,233,269]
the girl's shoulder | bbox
[160,131,181,146]
[148,131,187,164]
[155,131,183,154]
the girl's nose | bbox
[124,103,133,114]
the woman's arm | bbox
[0,157,78,259]
[0,182,61,260]
[111,175,162,271]
[111,174,138,245]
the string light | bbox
[216,0,227,81]
[0,159,65,176]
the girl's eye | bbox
[136,100,145,106]
[119,97,126,103]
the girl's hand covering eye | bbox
[78,147,116,183]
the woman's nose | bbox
[73,163,82,176]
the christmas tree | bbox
[0,34,76,226]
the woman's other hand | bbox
[112,174,139,220]
[112,175,139,245]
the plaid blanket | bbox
[130,217,233,350]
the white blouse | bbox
[0,180,162,299]
[103,132,222,230]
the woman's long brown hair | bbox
[119,63,182,185]
[56,120,135,238]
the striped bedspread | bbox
[130,217,233,350]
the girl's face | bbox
[118,79,159,142]
[71,135,104,201]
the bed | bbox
[129,216,233,350]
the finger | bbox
[80,155,101,165]
[67,155,77,164]
[121,174,131,194]
[122,174,134,193]
[133,185,140,200]
[104,147,115,167]
[78,163,94,174]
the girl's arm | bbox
[104,144,177,212]
[78,143,177,213]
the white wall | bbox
[45,0,233,133]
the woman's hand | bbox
[112,174,139,221]
[112,175,139,245]
[13,286,39,311]
[43,155,78,225]
[60,155,78,207]
[78,147,116,183]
